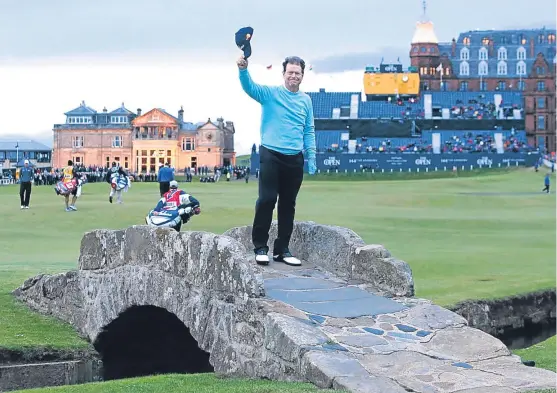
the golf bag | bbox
[55,174,86,197]
[145,205,200,232]
[111,174,130,192]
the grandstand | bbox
[306,90,524,121]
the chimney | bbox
[488,39,494,57]
[451,38,456,58]
[217,117,224,128]
[530,38,535,58]
[103,107,107,113]
[178,106,184,122]
[137,108,142,116]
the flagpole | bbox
[16,141,19,164]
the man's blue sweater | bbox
[239,68,316,156]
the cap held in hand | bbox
[235,27,254,59]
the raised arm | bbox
[237,57,272,103]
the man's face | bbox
[283,63,304,89]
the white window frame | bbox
[459,61,469,76]
[72,136,84,148]
[478,60,488,76]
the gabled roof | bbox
[0,139,51,151]
[64,101,97,116]
[108,103,134,116]
[157,108,179,122]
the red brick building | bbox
[409,15,556,151]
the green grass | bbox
[514,336,557,372]
[15,374,337,393]
[0,169,555,392]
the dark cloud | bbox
[312,48,409,73]
[0,0,554,65]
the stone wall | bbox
[223,220,414,298]
[450,289,557,336]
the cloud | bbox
[312,47,409,73]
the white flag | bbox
[436,64,443,73]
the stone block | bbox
[300,351,370,388]
[333,375,409,393]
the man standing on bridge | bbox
[237,55,317,267]
[19,159,33,209]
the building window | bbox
[463,37,470,45]
[110,116,128,124]
[479,80,487,91]
[497,47,507,60]
[538,34,545,44]
[182,137,195,151]
[459,61,469,76]
[538,116,546,130]
[517,80,526,91]
[519,34,527,45]
[481,37,490,45]
[536,66,546,75]
[460,47,469,60]
[479,47,488,60]
[478,60,488,76]
[124,157,129,169]
[537,97,546,109]
[517,47,526,60]
[67,116,93,124]
[72,136,84,148]
[537,81,546,91]
[497,61,507,75]
[516,61,527,76]
[112,136,123,148]
[549,34,556,44]
[497,81,506,90]
[459,81,468,91]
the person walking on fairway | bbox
[542,173,551,193]
[19,159,33,209]
[237,55,317,266]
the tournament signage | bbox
[379,64,403,73]
[314,153,537,171]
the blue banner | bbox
[251,152,539,173]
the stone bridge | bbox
[13,221,557,393]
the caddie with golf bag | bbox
[145,180,201,232]
[106,161,130,204]
[54,160,87,212]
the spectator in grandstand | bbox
[237,55,316,267]
[19,159,33,209]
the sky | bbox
[0,0,555,155]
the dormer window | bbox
[463,37,470,45]
[549,34,556,44]
[482,37,490,45]
[111,116,128,124]
[67,116,93,124]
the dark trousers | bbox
[543,184,550,193]
[252,146,304,254]
[159,181,170,197]
[20,181,31,206]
